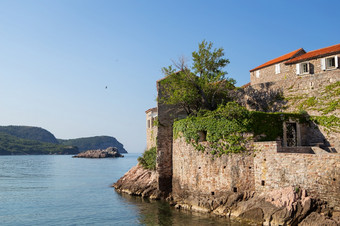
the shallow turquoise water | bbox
[0,154,245,225]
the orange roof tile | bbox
[241,82,251,88]
[145,107,157,114]
[285,43,340,64]
[250,48,305,72]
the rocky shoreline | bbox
[73,147,123,158]
[113,164,340,225]
[113,164,161,199]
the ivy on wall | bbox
[173,102,339,156]
[310,115,340,133]
[286,81,340,115]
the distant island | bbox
[0,126,127,155]
[59,136,127,153]
[73,147,124,158]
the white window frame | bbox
[301,62,309,74]
[255,70,260,78]
[275,64,280,74]
[322,56,338,70]
[296,62,309,75]
[296,63,300,75]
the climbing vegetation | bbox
[138,147,157,170]
[174,102,314,156]
[286,81,340,115]
[310,115,340,133]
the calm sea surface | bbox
[0,154,246,225]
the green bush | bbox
[138,147,157,170]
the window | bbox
[275,64,280,74]
[321,56,338,70]
[296,62,309,75]
[327,57,335,68]
[255,70,260,78]
[301,62,309,74]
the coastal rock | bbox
[73,147,123,158]
[113,164,160,199]
[299,212,338,226]
[170,186,340,225]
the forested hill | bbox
[0,126,127,154]
[0,132,79,155]
[0,126,59,143]
[59,136,127,153]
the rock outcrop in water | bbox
[113,164,160,199]
[73,147,123,158]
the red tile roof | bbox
[241,82,251,88]
[145,107,157,114]
[250,48,305,72]
[285,43,340,64]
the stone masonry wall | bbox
[146,109,157,150]
[250,53,340,85]
[240,73,340,151]
[156,79,186,195]
[254,141,340,211]
[171,139,340,210]
[250,67,340,100]
[250,60,293,85]
[172,138,255,202]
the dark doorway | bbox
[286,122,297,147]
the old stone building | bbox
[250,43,340,85]
[144,43,340,214]
[145,107,158,150]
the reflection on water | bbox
[0,155,252,226]
[118,193,249,226]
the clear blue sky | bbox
[0,0,339,153]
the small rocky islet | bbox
[73,147,124,158]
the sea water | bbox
[0,154,246,225]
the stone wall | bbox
[250,53,340,85]
[171,139,340,211]
[250,60,294,85]
[146,108,158,150]
[238,74,340,151]
[156,79,186,195]
[172,138,255,204]
[248,72,339,107]
[254,141,340,211]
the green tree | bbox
[159,40,235,115]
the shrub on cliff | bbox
[138,147,156,170]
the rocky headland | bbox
[73,147,123,158]
[113,164,160,199]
